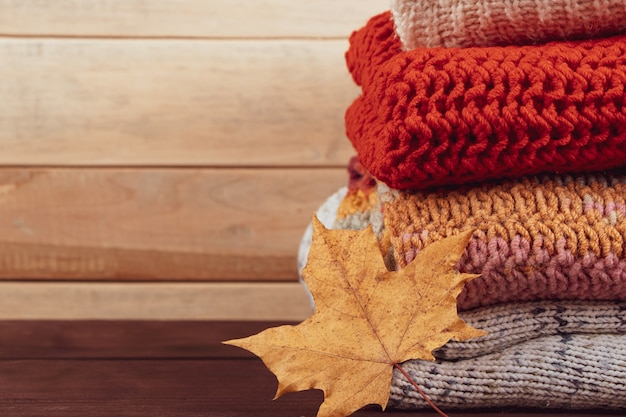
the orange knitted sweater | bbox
[345,12,626,190]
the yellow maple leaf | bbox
[224,217,486,417]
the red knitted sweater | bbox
[345,12,626,190]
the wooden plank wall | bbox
[0,0,386,320]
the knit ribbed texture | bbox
[297,184,626,410]
[383,172,626,310]
[307,5,626,409]
[391,0,626,49]
[392,333,626,409]
[345,11,626,190]
[439,300,626,360]
[334,156,385,236]
[398,300,626,408]
[299,170,626,311]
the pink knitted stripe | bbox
[390,0,626,49]
[354,169,626,310]
[399,235,626,310]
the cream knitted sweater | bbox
[391,0,626,48]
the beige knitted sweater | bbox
[391,0,626,48]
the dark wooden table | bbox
[0,321,620,417]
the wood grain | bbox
[0,0,384,38]
[0,359,323,417]
[0,320,616,416]
[0,347,616,416]
[0,359,487,417]
[0,320,293,359]
[0,282,313,320]
[0,38,357,166]
[0,168,345,280]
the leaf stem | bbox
[393,363,449,417]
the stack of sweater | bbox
[299,0,626,410]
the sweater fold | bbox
[346,12,626,190]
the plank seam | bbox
[0,165,348,170]
[0,34,349,41]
